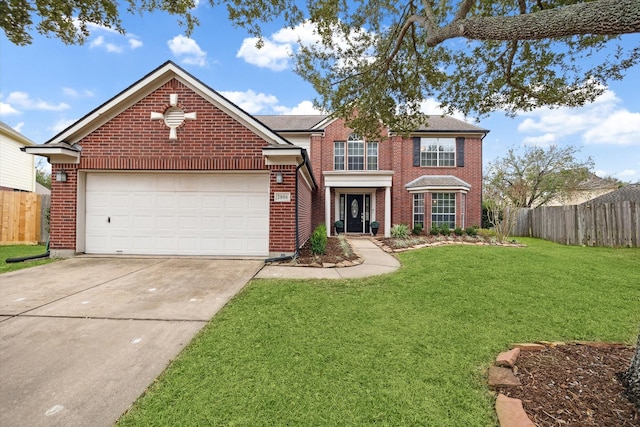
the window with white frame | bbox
[334,141,345,170]
[413,193,424,228]
[420,138,455,167]
[334,134,378,171]
[431,193,455,228]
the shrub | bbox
[465,225,478,237]
[429,224,440,236]
[454,227,463,236]
[390,223,409,239]
[337,234,352,257]
[310,224,327,255]
[476,228,497,239]
[439,224,451,236]
[412,223,423,235]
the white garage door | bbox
[85,172,269,256]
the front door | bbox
[346,194,364,233]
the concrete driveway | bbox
[0,257,263,427]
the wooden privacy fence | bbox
[0,191,50,245]
[511,202,640,248]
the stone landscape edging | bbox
[373,237,525,253]
[489,341,630,427]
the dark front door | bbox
[346,194,364,232]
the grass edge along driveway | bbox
[118,238,640,426]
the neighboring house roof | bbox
[405,175,471,192]
[256,114,488,134]
[35,182,51,195]
[0,121,36,146]
[582,184,640,205]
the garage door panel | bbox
[85,173,269,256]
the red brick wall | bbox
[268,165,296,255]
[390,136,483,229]
[49,165,77,250]
[310,119,483,233]
[50,79,296,254]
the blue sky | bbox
[1,2,639,182]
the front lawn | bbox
[0,245,55,274]
[118,238,640,426]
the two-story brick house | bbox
[26,61,487,259]
[258,115,487,238]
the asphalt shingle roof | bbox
[405,175,471,189]
[255,115,488,133]
[581,184,640,205]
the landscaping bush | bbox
[390,223,409,238]
[412,224,423,235]
[310,224,327,255]
[476,228,497,240]
[454,227,463,236]
[465,225,478,237]
[429,224,440,236]
[438,224,451,236]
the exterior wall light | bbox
[56,170,68,182]
[276,172,283,184]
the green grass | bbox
[118,239,640,426]
[0,245,55,274]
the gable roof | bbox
[581,184,640,205]
[44,61,292,148]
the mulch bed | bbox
[295,236,361,265]
[496,344,639,426]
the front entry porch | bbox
[323,170,393,238]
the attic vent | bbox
[164,107,185,128]
[150,94,197,140]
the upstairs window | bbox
[334,134,378,170]
[420,138,455,167]
[334,142,345,170]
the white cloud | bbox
[0,101,20,115]
[237,37,293,71]
[517,88,640,146]
[582,110,640,145]
[237,21,374,72]
[220,90,280,114]
[522,133,557,147]
[274,100,323,115]
[63,87,94,98]
[5,91,69,111]
[419,98,468,122]
[617,169,637,178]
[220,90,322,115]
[89,35,123,53]
[51,119,76,134]
[13,122,25,133]
[128,38,143,49]
[168,35,207,67]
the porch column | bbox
[384,185,391,237]
[325,185,331,237]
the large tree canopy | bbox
[2,0,640,135]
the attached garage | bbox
[83,172,269,256]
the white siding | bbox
[0,138,35,191]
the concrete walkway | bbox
[255,237,400,279]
